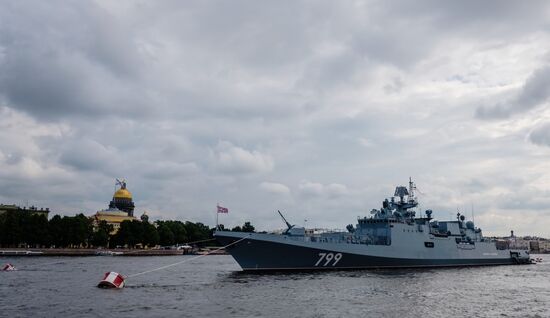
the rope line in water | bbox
[125,236,249,278]
[19,260,67,268]
[7,258,91,271]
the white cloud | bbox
[260,182,291,195]
[326,183,349,197]
[213,141,274,174]
[299,181,349,198]
[299,181,325,197]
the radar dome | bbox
[466,221,475,229]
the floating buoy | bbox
[2,263,16,271]
[97,272,125,289]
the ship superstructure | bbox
[215,179,530,271]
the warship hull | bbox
[216,180,531,271]
[215,231,529,271]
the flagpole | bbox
[216,203,219,230]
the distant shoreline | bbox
[0,248,227,256]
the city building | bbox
[528,239,550,253]
[506,230,530,250]
[108,179,135,217]
[540,240,550,253]
[91,179,136,234]
[0,204,50,217]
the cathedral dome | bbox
[114,188,132,199]
[109,179,135,217]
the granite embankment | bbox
[0,248,187,256]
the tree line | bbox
[0,211,255,248]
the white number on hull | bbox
[315,252,342,267]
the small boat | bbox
[95,250,123,256]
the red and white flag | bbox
[217,205,229,213]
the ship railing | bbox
[298,232,390,246]
[304,228,347,236]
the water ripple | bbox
[1,255,549,317]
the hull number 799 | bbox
[314,252,343,267]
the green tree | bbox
[157,223,174,246]
[92,220,113,247]
[184,221,210,242]
[19,212,31,246]
[0,212,49,247]
[194,222,211,239]
[114,220,140,248]
[60,216,75,247]
[3,211,22,246]
[0,213,5,246]
[73,214,93,247]
[129,220,144,246]
[29,214,49,247]
[241,222,255,233]
[167,221,187,244]
[92,228,109,247]
[143,222,159,247]
[48,215,64,247]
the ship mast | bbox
[408,177,416,204]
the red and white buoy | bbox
[97,272,125,289]
[2,263,16,271]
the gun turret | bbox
[277,210,305,236]
[278,210,293,232]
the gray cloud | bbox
[529,123,550,147]
[0,1,550,236]
[476,65,550,119]
[59,139,118,173]
[0,1,150,120]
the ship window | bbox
[424,242,434,248]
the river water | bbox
[1,254,549,318]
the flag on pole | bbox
[217,205,229,213]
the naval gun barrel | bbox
[278,210,293,232]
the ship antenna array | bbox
[408,177,417,202]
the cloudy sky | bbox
[1,1,550,236]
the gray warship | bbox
[215,179,531,271]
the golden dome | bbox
[114,188,132,199]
